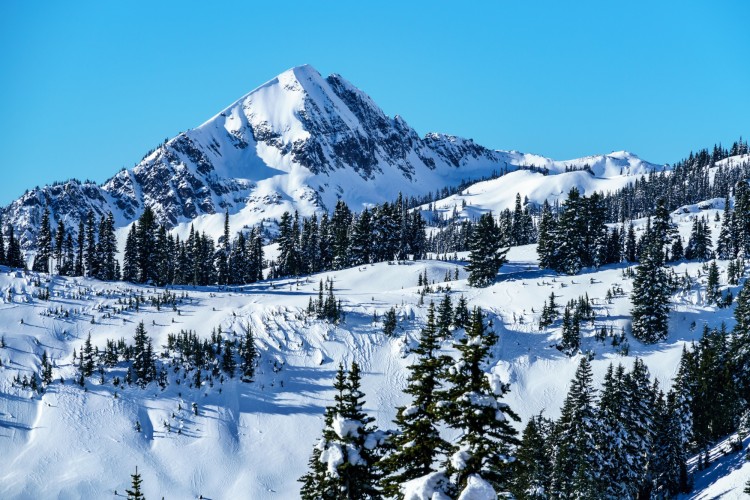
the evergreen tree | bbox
[240,328,258,382]
[513,413,554,500]
[560,305,580,354]
[453,295,470,330]
[83,211,98,277]
[441,307,520,493]
[382,307,397,337]
[122,225,138,282]
[125,466,145,500]
[6,225,24,269]
[466,213,508,287]
[437,293,453,338]
[380,303,451,497]
[136,207,156,283]
[299,363,382,499]
[132,322,153,387]
[631,233,671,343]
[733,279,750,408]
[0,215,5,265]
[75,219,85,276]
[705,260,721,305]
[33,206,52,272]
[550,356,601,498]
[536,200,557,270]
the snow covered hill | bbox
[2,65,664,255]
[2,200,750,498]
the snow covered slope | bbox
[2,65,664,254]
[419,150,663,221]
[2,203,750,498]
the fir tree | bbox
[380,302,451,497]
[512,413,554,500]
[631,235,671,343]
[240,328,258,382]
[441,307,520,493]
[705,260,721,305]
[466,213,508,287]
[437,293,453,338]
[33,206,52,272]
[382,307,397,337]
[550,356,601,498]
[125,466,145,500]
[299,363,382,499]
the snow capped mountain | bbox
[2,65,663,254]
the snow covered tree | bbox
[705,260,721,305]
[630,234,671,343]
[382,307,397,337]
[512,413,554,500]
[595,363,632,498]
[453,295,470,330]
[33,206,52,272]
[299,363,383,499]
[379,302,451,497]
[732,279,750,407]
[536,200,556,269]
[559,305,580,354]
[441,307,520,493]
[550,356,600,498]
[466,213,508,287]
[685,216,712,261]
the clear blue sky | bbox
[1,1,748,205]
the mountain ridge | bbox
[2,65,662,254]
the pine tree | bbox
[382,307,397,337]
[466,213,508,287]
[537,200,556,269]
[550,356,601,498]
[132,322,153,387]
[240,328,258,382]
[705,260,721,305]
[299,363,382,499]
[33,206,52,272]
[437,293,453,338]
[441,307,520,493]
[513,413,554,499]
[380,302,451,497]
[453,295,469,329]
[560,305,580,354]
[631,235,671,343]
[595,363,632,498]
[75,219,85,276]
[550,188,587,274]
[6,225,24,269]
[0,215,5,265]
[125,466,145,500]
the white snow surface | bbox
[457,474,497,500]
[2,183,750,497]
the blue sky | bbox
[1,1,748,205]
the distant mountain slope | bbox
[2,65,663,254]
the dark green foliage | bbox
[441,307,520,492]
[33,206,52,272]
[125,466,145,500]
[512,413,554,499]
[299,363,383,499]
[379,302,451,497]
[466,212,508,287]
[382,307,397,337]
[631,230,671,343]
[550,356,600,497]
